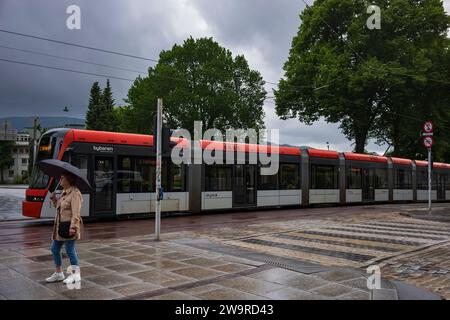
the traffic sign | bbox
[423,121,434,133]
[422,132,434,137]
[423,136,434,148]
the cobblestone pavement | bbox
[0,203,449,299]
[181,211,450,299]
[380,242,450,299]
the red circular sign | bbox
[423,136,434,148]
[423,121,434,133]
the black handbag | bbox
[58,221,71,238]
[57,209,72,238]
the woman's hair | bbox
[62,172,76,186]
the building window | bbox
[279,163,300,189]
[347,167,362,189]
[310,164,338,189]
[21,158,28,165]
[9,170,14,177]
[205,165,232,191]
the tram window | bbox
[280,164,300,189]
[445,174,450,190]
[395,169,412,189]
[417,171,438,190]
[134,158,154,193]
[258,165,278,190]
[205,165,232,191]
[310,164,338,189]
[347,167,362,189]
[118,157,133,193]
[169,164,184,192]
[374,168,388,189]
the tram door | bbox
[233,165,256,207]
[437,173,446,201]
[362,168,375,202]
[91,156,115,215]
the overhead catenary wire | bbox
[0,57,136,82]
[0,28,340,92]
[0,44,147,74]
[0,28,158,62]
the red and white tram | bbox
[23,128,450,219]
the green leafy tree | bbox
[122,37,266,134]
[275,0,449,155]
[0,141,14,184]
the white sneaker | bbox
[63,266,81,284]
[46,272,65,283]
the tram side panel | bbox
[307,150,340,204]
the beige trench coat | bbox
[52,186,83,241]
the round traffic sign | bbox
[423,121,434,133]
[423,136,434,148]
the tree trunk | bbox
[354,128,368,154]
[391,116,401,156]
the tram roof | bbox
[307,149,340,159]
[391,157,413,166]
[344,152,388,163]
[70,129,153,146]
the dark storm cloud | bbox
[0,0,174,118]
[0,0,304,119]
[2,0,438,153]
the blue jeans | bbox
[51,240,79,267]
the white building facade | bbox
[1,133,30,184]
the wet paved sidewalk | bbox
[0,185,27,221]
[0,203,448,300]
[0,234,382,300]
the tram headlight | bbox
[26,196,45,202]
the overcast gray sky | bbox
[0,0,449,154]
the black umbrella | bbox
[37,159,92,190]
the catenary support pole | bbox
[155,98,162,240]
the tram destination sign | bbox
[92,145,114,153]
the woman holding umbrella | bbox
[36,159,90,284]
[45,172,83,284]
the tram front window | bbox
[29,133,57,189]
